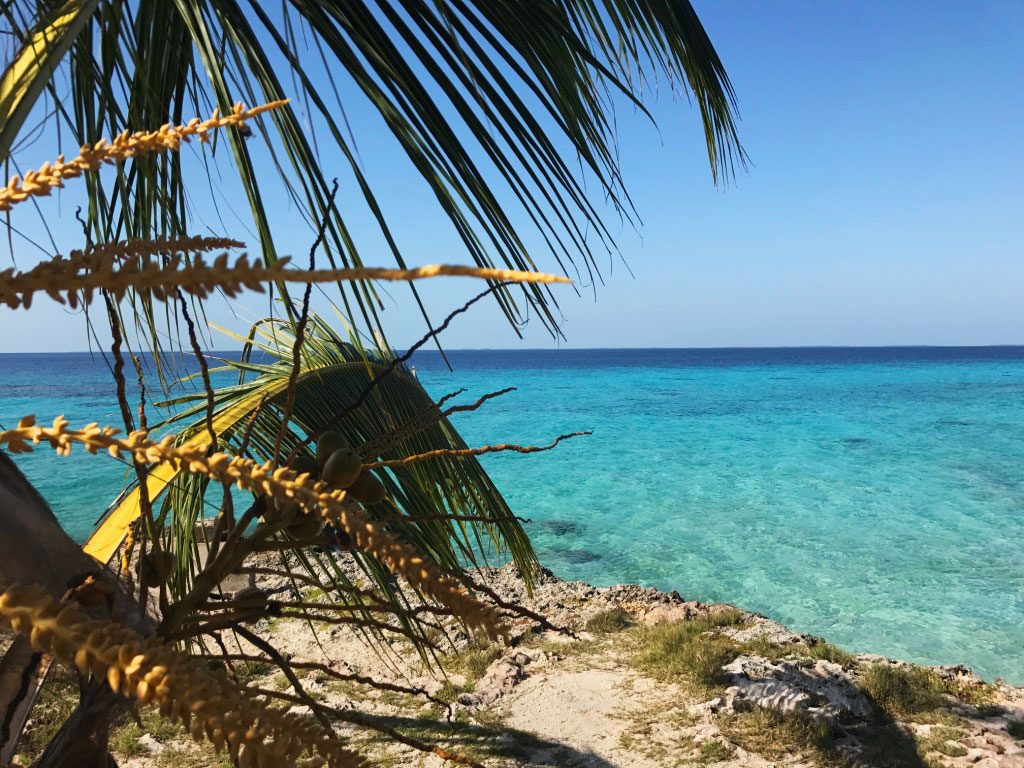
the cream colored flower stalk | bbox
[0,583,369,768]
[0,248,570,309]
[71,235,247,263]
[0,101,287,213]
[0,417,508,640]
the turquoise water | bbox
[2,348,1023,682]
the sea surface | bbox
[2,347,1023,683]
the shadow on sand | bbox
[358,711,620,767]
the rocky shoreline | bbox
[470,564,1024,767]
[100,559,1024,768]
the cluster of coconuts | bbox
[264,430,386,539]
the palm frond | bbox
[0,0,97,160]
[88,313,535,654]
[2,0,743,354]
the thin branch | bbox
[271,178,339,465]
[455,569,578,640]
[201,652,452,717]
[291,282,514,464]
[251,688,484,768]
[358,387,515,460]
[175,288,217,452]
[230,624,333,730]
[366,431,592,469]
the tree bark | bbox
[33,682,122,768]
[0,452,145,766]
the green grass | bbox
[804,640,856,667]
[858,664,947,719]
[302,586,327,602]
[444,644,502,681]
[917,726,967,758]
[111,709,182,757]
[630,611,745,693]
[436,679,475,705]
[734,634,855,670]
[15,667,78,764]
[226,659,275,685]
[696,739,734,763]
[859,662,998,723]
[717,706,836,762]
[585,607,633,633]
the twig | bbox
[272,179,339,464]
[365,431,591,469]
[200,652,452,717]
[230,624,334,730]
[455,569,578,639]
[290,283,514,464]
[175,288,217,452]
[251,688,484,768]
[130,354,148,432]
[358,387,515,460]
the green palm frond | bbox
[1,0,744,351]
[0,0,97,160]
[144,312,534,653]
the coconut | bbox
[142,549,174,584]
[316,431,351,469]
[138,555,159,586]
[322,448,362,489]
[347,470,386,505]
[290,454,318,479]
[265,498,301,525]
[287,513,323,539]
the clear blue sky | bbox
[3,1,1023,351]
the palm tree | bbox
[0,2,744,766]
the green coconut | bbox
[287,513,323,539]
[138,554,159,586]
[322,448,362,489]
[142,549,174,584]
[316,431,351,469]
[347,470,386,505]
[265,498,300,525]
[290,454,318,479]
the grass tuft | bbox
[917,726,967,757]
[696,738,733,763]
[631,613,744,692]
[805,639,856,667]
[16,667,78,763]
[444,644,502,682]
[858,664,947,718]
[585,607,633,633]
[718,706,836,761]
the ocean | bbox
[2,347,1023,683]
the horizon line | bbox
[4,343,1024,355]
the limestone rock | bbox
[722,654,872,721]
[458,650,533,707]
[137,733,165,755]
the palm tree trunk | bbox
[0,452,146,765]
[33,682,122,768]
[0,638,50,764]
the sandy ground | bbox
[110,560,1024,768]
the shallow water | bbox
[2,347,1023,682]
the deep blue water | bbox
[2,347,1023,682]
